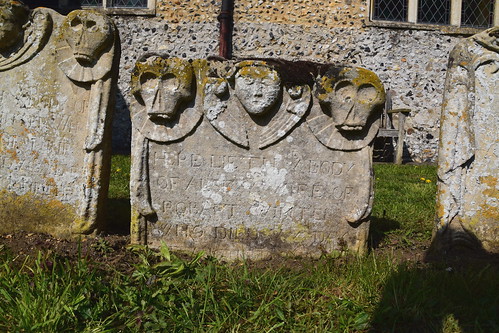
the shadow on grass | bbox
[368,216,401,250]
[105,198,131,235]
[370,230,499,332]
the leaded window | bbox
[81,0,153,11]
[418,0,451,25]
[373,0,408,22]
[111,0,147,8]
[81,0,102,6]
[461,0,495,28]
[370,0,498,28]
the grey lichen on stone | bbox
[436,26,499,253]
[130,57,383,260]
[0,4,119,237]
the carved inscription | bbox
[150,222,336,247]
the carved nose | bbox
[252,84,263,97]
[150,86,162,113]
[75,28,86,47]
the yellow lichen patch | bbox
[318,75,335,92]
[4,149,18,161]
[131,56,194,97]
[436,201,446,220]
[315,75,336,102]
[231,61,281,85]
[130,208,142,244]
[191,58,209,87]
[0,190,78,239]
[480,175,498,198]
[478,204,499,219]
[347,67,385,98]
[435,187,449,225]
[316,67,385,103]
[46,177,58,196]
[467,176,499,220]
[283,223,312,243]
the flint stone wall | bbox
[130,57,384,259]
[436,27,499,252]
[110,0,466,163]
[0,8,118,236]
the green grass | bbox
[106,154,131,234]
[1,157,498,332]
[371,163,437,246]
[108,154,131,200]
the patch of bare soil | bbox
[0,232,139,274]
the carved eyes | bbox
[140,72,180,93]
[241,76,254,85]
[357,84,378,104]
[70,17,98,32]
[335,81,378,104]
[140,73,159,93]
[335,81,355,103]
[238,76,278,87]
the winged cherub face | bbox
[234,65,281,116]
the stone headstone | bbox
[130,56,385,259]
[0,3,119,237]
[436,27,499,252]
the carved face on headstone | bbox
[63,10,113,65]
[234,62,281,116]
[316,67,384,131]
[0,0,28,51]
[132,56,194,121]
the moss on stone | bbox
[0,189,80,238]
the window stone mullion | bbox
[408,0,418,23]
[450,0,462,26]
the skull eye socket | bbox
[86,20,97,31]
[160,74,180,91]
[237,74,254,86]
[140,72,160,93]
[357,84,378,104]
[70,17,82,29]
[140,72,159,85]
[335,81,355,103]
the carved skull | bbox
[233,61,281,116]
[131,56,194,121]
[63,10,113,65]
[316,67,385,131]
[0,0,28,52]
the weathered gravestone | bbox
[436,27,499,252]
[130,55,385,259]
[0,2,119,237]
